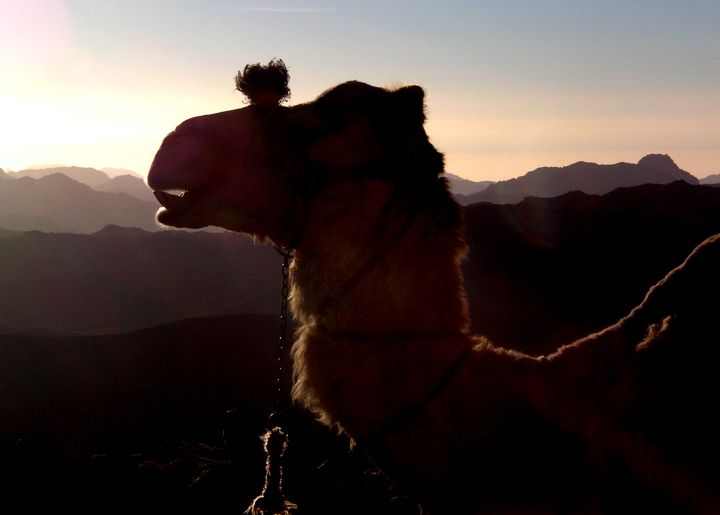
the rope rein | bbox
[245,426,298,515]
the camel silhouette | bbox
[148,61,720,514]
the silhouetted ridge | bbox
[700,173,720,185]
[0,173,159,232]
[11,166,111,187]
[92,224,152,238]
[0,228,282,335]
[637,153,681,175]
[0,227,18,238]
[94,174,155,202]
[446,172,492,196]
[462,153,699,205]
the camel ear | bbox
[394,85,426,124]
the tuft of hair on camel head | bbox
[234,58,291,107]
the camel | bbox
[147,61,720,514]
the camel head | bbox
[147,61,445,247]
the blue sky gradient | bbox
[1,0,718,180]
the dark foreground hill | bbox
[0,314,404,512]
[0,226,282,335]
[464,181,720,354]
[0,314,280,449]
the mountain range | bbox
[10,166,122,188]
[5,166,157,203]
[457,154,701,205]
[10,164,141,178]
[0,172,159,232]
[701,172,720,184]
[2,181,720,350]
[2,155,715,234]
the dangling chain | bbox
[274,249,293,414]
[245,249,298,515]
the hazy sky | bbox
[1,0,719,181]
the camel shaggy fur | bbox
[148,64,720,513]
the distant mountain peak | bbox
[446,172,493,197]
[102,167,143,179]
[637,154,680,174]
[700,173,720,185]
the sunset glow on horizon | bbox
[1,0,719,182]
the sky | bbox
[1,0,719,182]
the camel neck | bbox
[289,178,470,337]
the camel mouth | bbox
[153,190,188,210]
[153,189,203,218]
[153,188,211,228]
